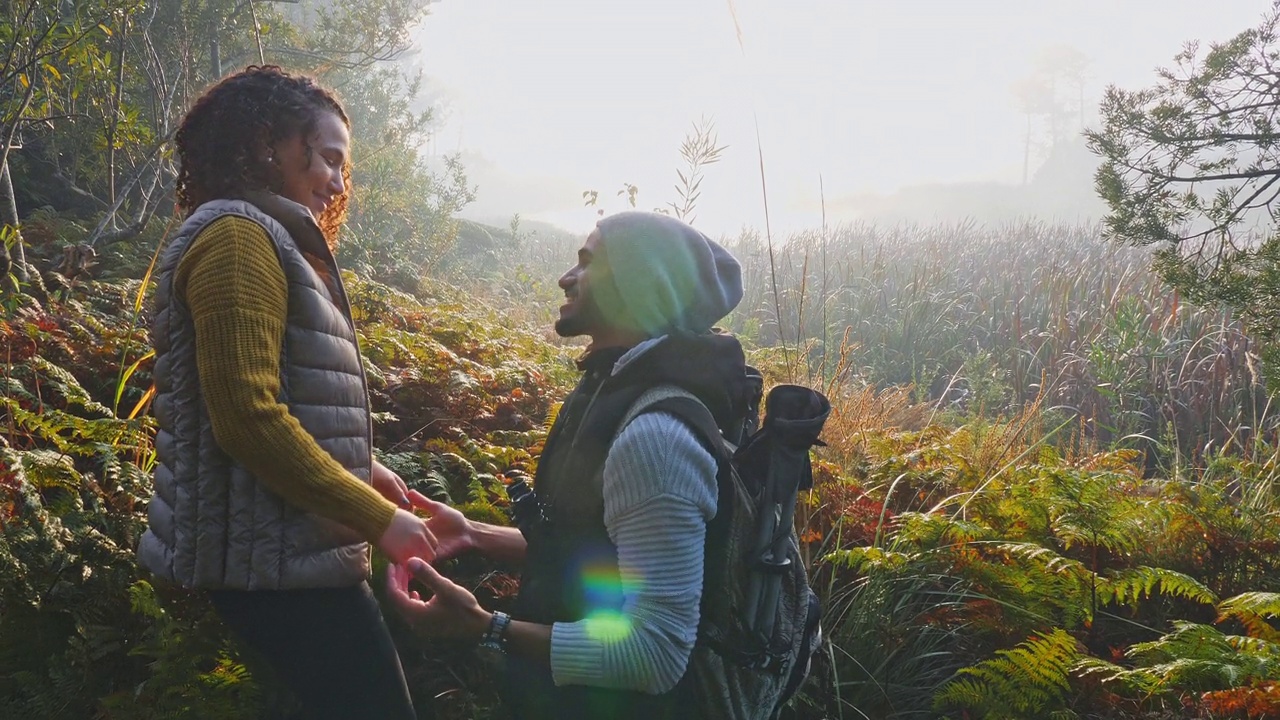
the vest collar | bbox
[610,335,668,376]
[237,190,331,257]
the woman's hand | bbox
[386,558,491,640]
[371,459,410,507]
[377,508,438,564]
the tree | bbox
[1011,45,1091,185]
[1087,2,1280,386]
[334,62,475,289]
[0,0,119,283]
[0,0,468,292]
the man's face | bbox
[555,228,608,338]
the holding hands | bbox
[409,491,476,562]
[371,458,477,566]
[378,508,438,564]
[371,459,439,563]
[372,459,521,643]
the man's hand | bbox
[378,508,438,564]
[371,459,410,507]
[386,558,491,640]
[407,491,476,562]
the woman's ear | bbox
[254,135,285,192]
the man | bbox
[389,211,753,718]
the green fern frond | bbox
[1128,621,1231,663]
[1098,566,1218,610]
[823,546,913,573]
[128,581,165,621]
[941,517,992,544]
[2,375,32,400]
[544,401,562,431]
[1226,634,1280,658]
[15,449,81,492]
[1109,620,1280,692]
[933,677,988,711]
[1140,657,1251,690]
[28,355,114,417]
[1075,656,1160,694]
[1220,592,1280,641]
[894,511,992,548]
[1,397,151,454]
[995,542,1087,577]
[934,628,1078,718]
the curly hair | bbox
[174,66,351,246]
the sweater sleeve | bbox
[549,411,718,693]
[176,215,397,542]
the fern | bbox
[995,541,1088,577]
[1040,468,1149,558]
[1097,566,1219,610]
[934,628,1079,719]
[1201,681,1280,718]
[28,355,114,417]
[823,545,913,573]
[1220,592,1280,642]
[1,397,152,455]
[15,449,81,492]
[544,400,562,432]
[1082,621,1280,698]
[893,511,992,548]
[105,583,267,720]
[1128,621,1236,663]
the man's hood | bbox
[609,332,751,432]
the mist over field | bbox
[413,0,1267,237]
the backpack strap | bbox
[616,384,748,639]
[620,388,795,678]
[615,385,728,459]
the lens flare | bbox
[584,610,633,642]
[578,561,644,643]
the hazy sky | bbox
[413,1,1271,237]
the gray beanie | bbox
[595,211,743,336]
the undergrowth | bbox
[0,274,575,719]
[5,243,1280,719]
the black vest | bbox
[505,336,749,720]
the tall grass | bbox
[720,220,1271,471]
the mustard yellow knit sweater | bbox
[176,215,396,542]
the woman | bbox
[137,66,435,720]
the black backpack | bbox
[617,377,829,719]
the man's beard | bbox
[554,293,604,338]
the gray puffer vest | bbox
[137,193,374,591]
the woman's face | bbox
[274,110,349,218]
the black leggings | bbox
[210,582,419,720]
